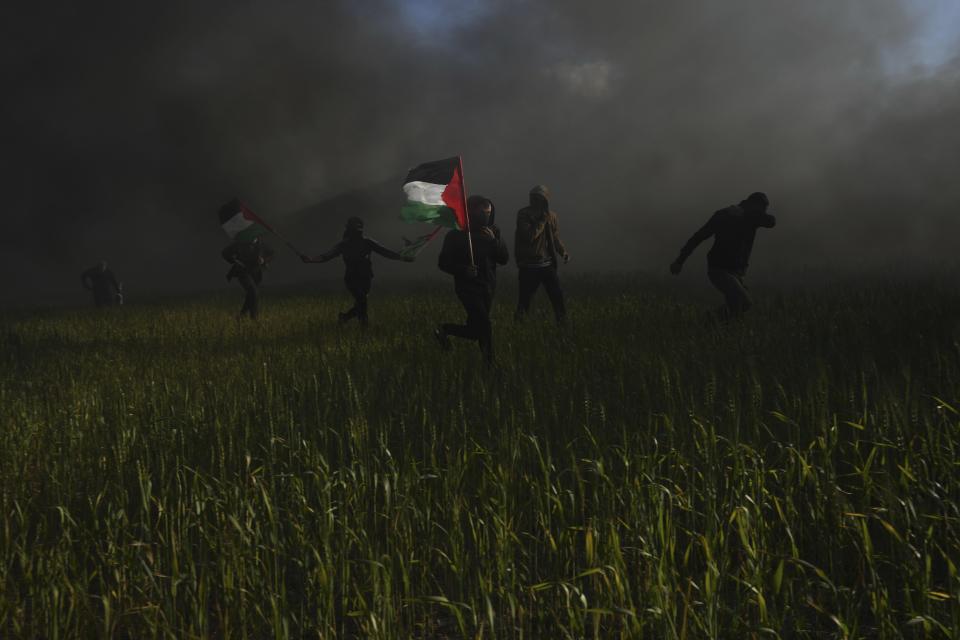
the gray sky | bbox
[2,0,959,305]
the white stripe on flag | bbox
[403,181,446,206]
[222,211,254,237]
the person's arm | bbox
[548,212,569,261]
[438,232,472,276]
[493,233,509,266]
[756,213,776,228]
[222,244,239,264]
[671,213,719,273]
[516,209,548,244]
[106,271,120,290]
[301,242,343,263]
[367,238,407,261]
[81,269,93,290]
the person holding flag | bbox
[219,198,278,319]
[299,217,413,328]
[222,236,274,319]
[435,195,508,365]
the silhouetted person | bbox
[223,236,274,319]
[81,260,122,307]
[300,217,412,327]
[514,184,569,323]
[670,191,776,318]
[436,195,508,364]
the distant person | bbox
[222,236,274,319]
[81,260,122,307]
[514,184,570,323]
[670,191,776,318]
[435,195,509,365]
[300,217,413,327]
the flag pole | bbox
[268,229,301,255]
[458,155,475,266]
[241,200,301,254]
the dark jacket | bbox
[222,240,274,283]
[311,235,403,280]
[81,265,121,304]
[514,207,567,268]
[439,225,509,294]
[678,205,776,274]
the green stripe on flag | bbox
[234,225,269,242]
[400,202,459,228]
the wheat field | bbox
[1,277,958,638]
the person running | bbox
[670,191,776,318]
[81,260,122,307]
[435,195,509,365]
[514,184,570,323]
[300,217,412,327]
[222,236,274,319]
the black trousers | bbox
[443,289,493,363]
[92,288,116,308]
[342,277,371,326]
[516,266,565,322]
[708,268,751,318]
[237,273,259,318]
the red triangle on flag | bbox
[440,164,468,231]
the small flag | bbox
[399,227,443,259]
[400,157,467,230]
[219,198,273,241]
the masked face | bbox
[478,204,492,226]
[530,194,548,210]
[469,203,492,228]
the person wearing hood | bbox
[300,216,413,327]
[670,191,776,318]
[435,195,509,365]
[514,184,570,324]
[81,260,123,307]
[222,236,274,319]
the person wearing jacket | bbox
[514,184,569,323]
[435,195,509,364]
[81,260,122,307]
[300,216,412,327]
[222,236,274,319]
[670,191,776,318]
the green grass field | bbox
[2,277,959,638]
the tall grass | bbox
[1,277,959,638]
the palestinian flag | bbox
[218,198,273,241]
[400,157,468,230]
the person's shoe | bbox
[433,326,451,351]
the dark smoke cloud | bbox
[2,0,958,305]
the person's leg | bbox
[443,290,493,363]
[476,291,494,364]
[708,269,751,319]
[94,291,108,308]
[515,268,541,319]
[239,274,258,318]
[443,291,480,339]
[341,279,360,323]
[541,267,567,323]
[355,280,370,327]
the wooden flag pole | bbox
[458,155,476,267]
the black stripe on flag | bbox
[217,197,243,224]
[403,157,458,186]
